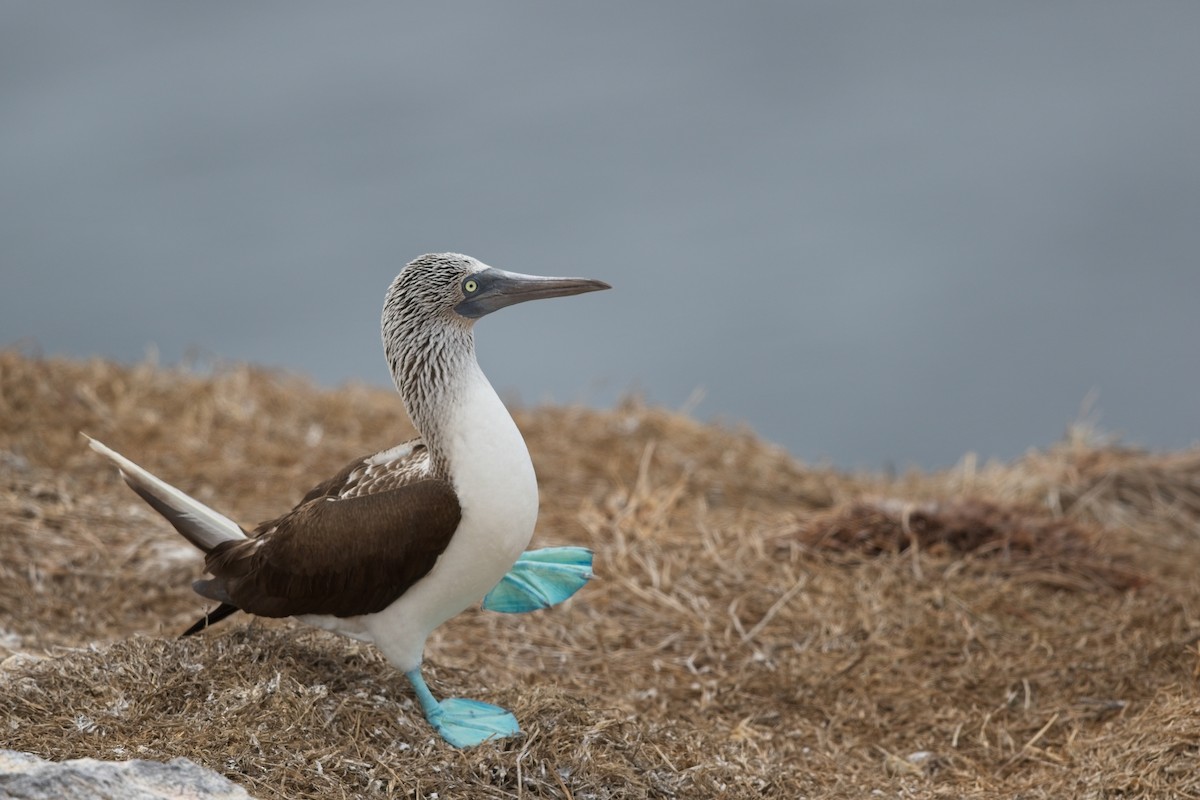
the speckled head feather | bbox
[380,253,609,477]
[382,254,487,476]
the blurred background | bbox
[2,2,1197,469]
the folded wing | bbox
[198,477,462,619]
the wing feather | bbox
[197,437,456,619]
[291,438,429,506]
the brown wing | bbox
[201,478,461,618]
[291,439,430,507]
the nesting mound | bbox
[794,497,1145,592]
[2,349,1199,799]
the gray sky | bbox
[3,2,1198,469]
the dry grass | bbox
[2,347,1199,799]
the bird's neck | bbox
[388,323,513,479]
[387,319,539,562]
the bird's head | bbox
[381,253,610,443]
[385,253,610,329]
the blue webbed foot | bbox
[405,669,519,748]
[481,546,594,614]
[428,698,520,748]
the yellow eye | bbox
[464,279,479,293]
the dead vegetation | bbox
[1,348,1199,798]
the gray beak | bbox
[455,267,611,319]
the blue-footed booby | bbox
[85,253,609,748]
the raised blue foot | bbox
[481,546,594,614]
[405,669,519,748]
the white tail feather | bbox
[83,434,246,551]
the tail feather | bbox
[180,603,241,637]
[83,434,246,552]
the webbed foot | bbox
[405,669,519,748]
[427,697,520,747]
[482,546,594,614]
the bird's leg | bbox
[404,668,520,748]
[481,546,594,614]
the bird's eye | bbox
[463,279,479,294]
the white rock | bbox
[0,750,256,799]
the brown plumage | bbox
[297,441,434,502]
[197,477,460,619]
[186,441,453,630]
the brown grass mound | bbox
[793,497,1145,592]
[3,349,1200,799]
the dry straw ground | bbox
[2,348,1199,798]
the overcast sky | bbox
[3,2,1198,469]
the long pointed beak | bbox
[455,268,611,319]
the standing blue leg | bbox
[481,546,594,614]
[404,669,520,748]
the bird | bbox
[85,253,609,747]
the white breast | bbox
[355,363,538,672]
